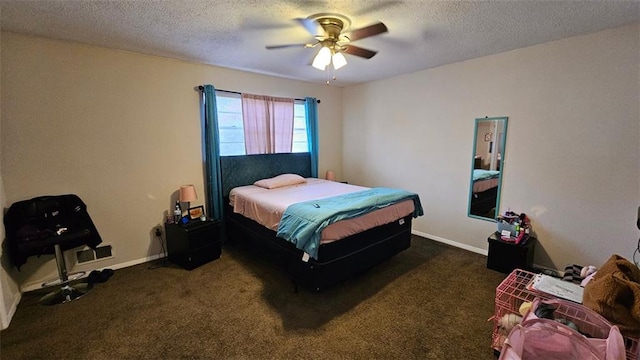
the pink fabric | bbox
[229,178,415,243]
[474,177,499,193]
[230,178,368,231]
[499,298,626,360]
[253,174,306,189]
[320,199,414,243]
[241,94,294,154]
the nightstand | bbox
[486,232,536,274]
[165,220,221,270]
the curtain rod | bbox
[197,86,320,103]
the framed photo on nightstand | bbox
[188,205,204,220]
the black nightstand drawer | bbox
[183,224,216,249]
[165,220,221,270]
[175,243,221,270]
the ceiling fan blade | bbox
[342,45,378,59]
[266,43,313,50]
[344,22,388,41]
[295,17,325,37]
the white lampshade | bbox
[312,46,332,70]
[332,52,347,70]
[179,185,197,202]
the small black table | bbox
[165,219,221,270]
[486,232,536,274]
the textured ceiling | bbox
[1,0,639,86]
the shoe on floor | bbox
[87,269,114,284]
[101,268,114,281]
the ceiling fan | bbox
[265,13,388,71]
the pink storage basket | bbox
[499,298,626,360]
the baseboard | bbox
[0,291,22,330]
[20,253,165,293]
[411,229,489,256]
[102,253,164,272]
[410,230,564,275]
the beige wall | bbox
[0,32,343,291]
[343,24,640,270]
[0,30,22,330]
[0,163,21,330]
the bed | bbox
[220,153,423,292]
[469,169,500,217]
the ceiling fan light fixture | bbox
[332,51,347,70]
[267,13,388,79]
[312,46,332,70]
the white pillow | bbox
[254,174,307,189]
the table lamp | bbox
[325,170,336,181]
[179,185,197,214]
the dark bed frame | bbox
[220,153,413,292]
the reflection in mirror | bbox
[468,116,508,221]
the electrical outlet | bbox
[155,227,162,237]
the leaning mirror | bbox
[468,116,508,221]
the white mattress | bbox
[229,178,414,244]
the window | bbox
[216,92,308,156]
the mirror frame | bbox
[468,116,508,222]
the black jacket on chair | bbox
[4,194,102,270]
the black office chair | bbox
[4,194,102,305]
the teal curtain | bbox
[305,97,319,178]
[202,85,223,221]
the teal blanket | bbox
[473,169,500,181]
[276,188,423,260]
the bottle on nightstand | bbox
[173,200,182,223]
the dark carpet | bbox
[0,235,506,359]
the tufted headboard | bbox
[220,152,312,197]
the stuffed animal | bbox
[498,313,523,334]
[580,265,597,278]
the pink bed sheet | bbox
[229,178,415,244]
[473,177,499,193]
